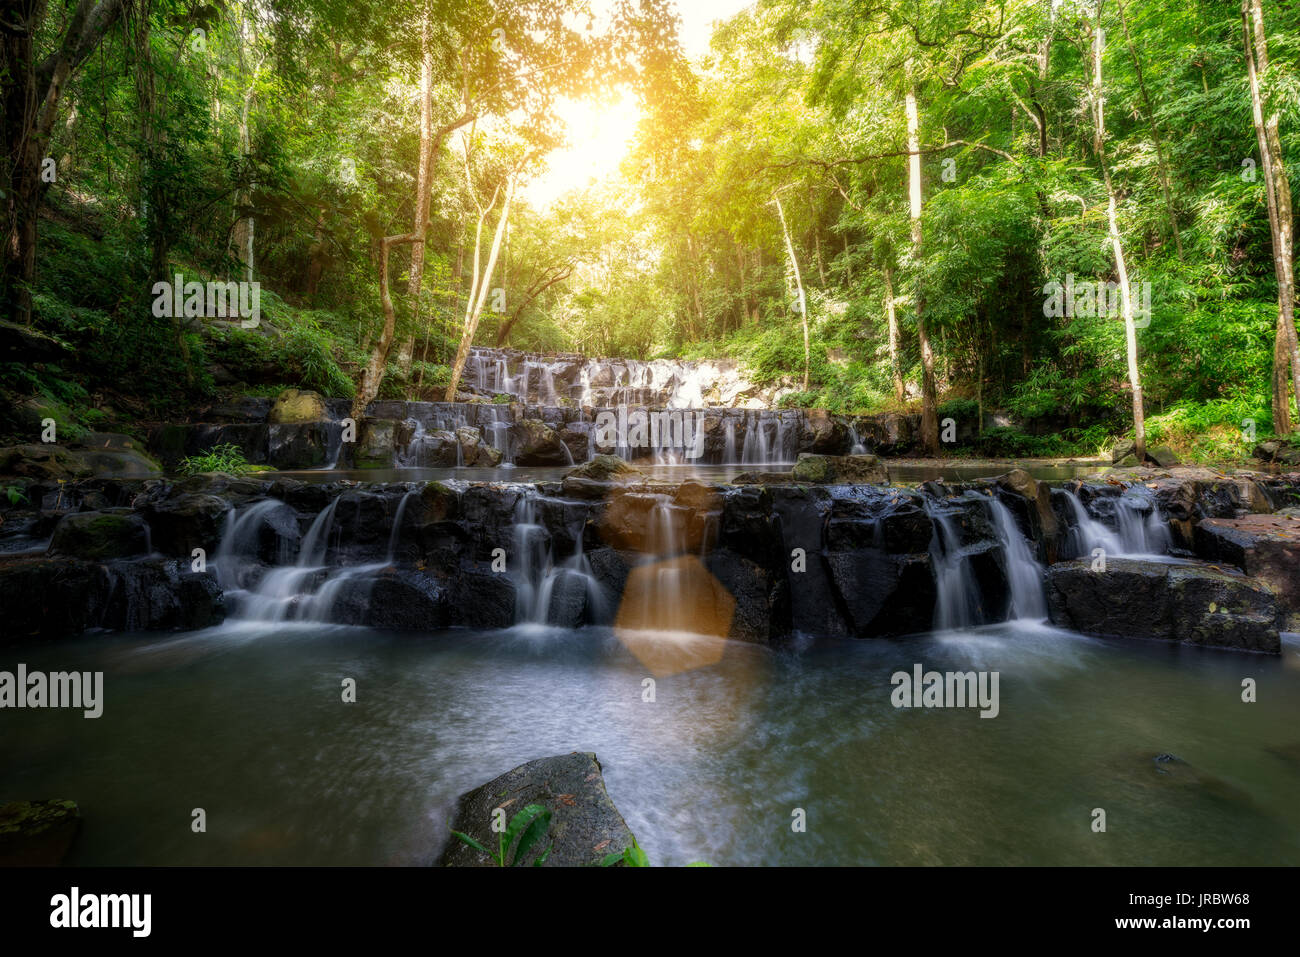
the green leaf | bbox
[511,809,553,866]
[502,804,549,864]
[449,830,495,860]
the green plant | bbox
[2,485,29,506]
[600,837,710,867]
[450,804,553,867]
[177,443,255,475]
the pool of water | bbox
[260,460,1106,485]
[4,623,1298,866]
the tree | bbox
[2,0,126,323]
[1242,0,1299,435]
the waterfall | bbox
[1062,487,1171,558]
[849,423,867,455]
[723,420,738,464]
[741,412,771,465]
[386,489,417,562]
[511,490,605,626]
[927,503,983,631]
[213,500,284,591]
[987,498,1047,620]
[1115,487,1173,555]
[215,495,390,624]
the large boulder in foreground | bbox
[1045,557,1281,654]
[1194,514,1300,629]
[437,752,635,867]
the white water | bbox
[1062,487,1171,558]
[928,504,984,631]
[987,498,1047,620]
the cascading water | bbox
[1061,487,1171,558]
[741,412,771,466]
[215,495,390,624]
[987,498,1047,620]
[927,502,984,631]
[723,420,738,465]
[511,490,606,626]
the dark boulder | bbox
[437,752,635,867]
[139,492,230,557]
[1045,557,1281,653]
[1194,514,1300,628]
[48,510,150,560]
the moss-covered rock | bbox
[565,454,640,483]
[268,388,328,424]
[0,799,81,866]
[48,509,151,560]
[791,453,887,484]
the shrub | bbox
[178,443,255,475]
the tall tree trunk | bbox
[2,0,125,324]
[1092,6,1145,460]
[1244,0,1299,435]
[445,178,516,400]
[399,18,436,380]
[884,265,904,403]
[906,83,938,455]
[772,192,810,391]
[1116,0,1182,259]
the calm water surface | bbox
[3,622,1298,866]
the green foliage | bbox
[2,485,30,506]
[450,804,553,867]
[600,837,710,867]
[177,443,256,475]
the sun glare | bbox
[521,93,643,209]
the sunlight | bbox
[520,92,643,209]
[521,0,754,208]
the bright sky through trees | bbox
[523,0,755,207]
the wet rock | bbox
[1045,557,1281,653]
[564,454,640,483]
[1194,515,1300,628]
[446,562,517,628]
[48,510,150,560]
[806,410,851,454]
[825,549,937,636]
[437,752,635,867]
[139,492,230,557]
[331,568,449,630]
[0,556,224,640]
[268,388,328,424]
[706,548,785,642]
[791,453,888,484]
[1111,438,1136,463]
[455,427,502,467]
[0,799,81,866]
[512,419,570,466]
[354,419,400,468]
[267,422,330,469]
